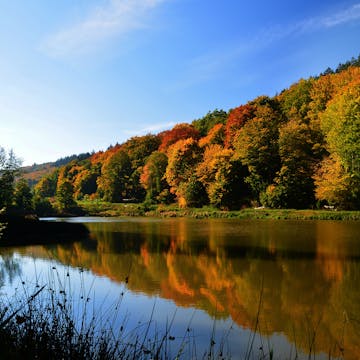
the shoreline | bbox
[76,201,360,221]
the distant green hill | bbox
[22,152,92,187]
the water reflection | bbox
[0,254,22,287]
[2,218,360,358]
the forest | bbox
[2,56,360,214]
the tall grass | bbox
[0,265,346,360]
[0,268,239,360]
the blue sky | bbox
[1,0,360,165]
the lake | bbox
[1,217,360,359]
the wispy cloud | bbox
[313,2,360,28]
[176,2,360,89]
[241,3,360,49]
[43,0,165,58]
[123,121,176,136]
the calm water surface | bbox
[1,217,360,359]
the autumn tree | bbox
[97,150,132,202]
[321,82,360,173]
[192,109,228,136]
[233,96,283,200]
[178,176,208,208]
[121,134,161,169]
[198,124,225,148]
[308,74,335,123]
[197,145,250,209]
[140,151,171,203]
[313,154,353,208]
[120,134,162,201]
[159,123,200,153]
[278,78,314,122]
[308,67,360,142]
[317,80,360,208]
[224,104,256,148]
[73,168,98,199]
[165,138,204,207]
[56,180,77,212]
[34,171,58,198]
[262,120,316,208]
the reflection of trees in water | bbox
[0,254,21,287]
[15,219,360,359]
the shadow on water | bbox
[0,216,89,246]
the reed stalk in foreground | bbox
[0,266,346,360]
[0,268,239,360]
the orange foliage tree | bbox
[196,145,250,209]
[159,123,200,153]
[198,123,225,148]
[165,138,205,207]
[224,104,256,148]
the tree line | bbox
[2,58,360,215]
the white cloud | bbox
[43,0,165,58]
[176,2,360,89]
[140,121,176,133]
[283,2,360,35]
[123,121,176,136]
[318,3,360,28]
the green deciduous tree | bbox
[13,178,33,214]
[73,168,99,200]
[34,171,58,198]
[140,151,170,203]
[192,109,228,137]
[56,180,77,212]
[165,138,203,207]
[278,78,314,121]
[97,150,132,202]
[0,148,21,211]
[233,96,283,199]
[262,120,316,209]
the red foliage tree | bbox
[159,123,200,152]
[225,104,255,148]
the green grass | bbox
[78,200,148,217]
[92,203,360,220]
[78,200,360,220]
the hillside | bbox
[32,55,360,210]
[22,153,92,187]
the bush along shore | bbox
[76,200,360,221]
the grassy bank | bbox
[78,200,360,220]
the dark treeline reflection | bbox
[9,219,360,358]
